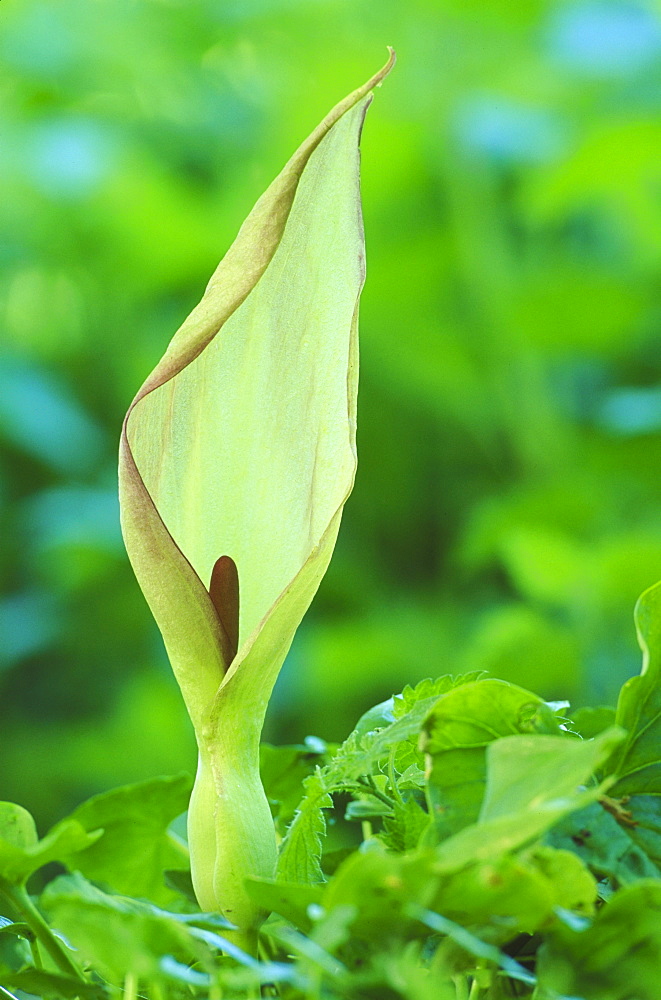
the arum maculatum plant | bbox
[118,52,395,950]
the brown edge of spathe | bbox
[118,50,397,710]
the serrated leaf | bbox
[392,673,486,720]
[276,769,333,884]
[380,797,430,852]
[260,742,328,835]
[59,774,191,905]
[606,581,661,871]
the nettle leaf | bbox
[538,880,661,1000]
[58,774,191,905]
[277,768,333,884]
[260,742,329,835]
[420,679,565,841]
[380,797,429,853]
[392,673,486,720]
[278,677,504,882]
[605,581,661,871]
[0,802,101,885]
[118,53,395,931]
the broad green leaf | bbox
[244,877,323,933]
[433,727,624,871]
[479,729,621,822]
[605,581,661,870]
[0,968,105,1000]
[430,846,595,945]
[547,800,660,885]
[40,872,214,985]
[0,804,37,851]
[58,774,191,905]
[420,679,564,841]
[322,847,439,943]
[525,845,597,917]
[0,808,101,885]
[570,705,617,739]
[118,53,395,932]
[352,698,396,739]
[537,880,661,1000]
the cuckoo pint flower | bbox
[118,53,394,941]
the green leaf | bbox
[277,768,333,884]
[420,679,564,841]
[537,880,661,1000]
[547,800,660,885]
[0,919,33,941]
[163,867,197,906]
[0,804,37,850]
[40,872,214,985]
[433,727,624,871]
[59,774,191,905]
[570,705,617,739]
[278,678,514,883]
[322,846,439,943]
[430,846,595,946]
[0,805,101,885]
[0,968,106,1000]
[118,53,395,930]
[606,581,661,870]
[392,673,486,720]
[244,878,323,933]
[380,797,430,852]
[260,742,329,835]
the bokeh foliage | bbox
[2,0,661,825]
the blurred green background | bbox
[3,0,661,827]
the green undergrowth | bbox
[3,582,661,1000]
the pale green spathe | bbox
[119,54,394,939]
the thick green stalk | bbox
[188,737,276,950]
